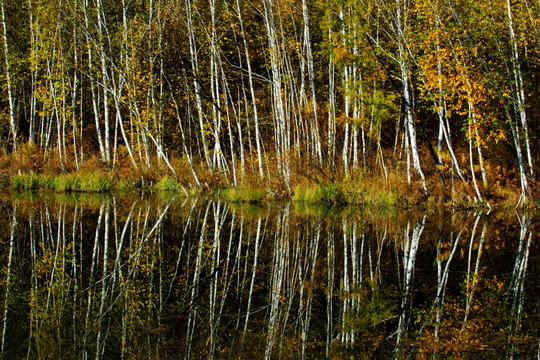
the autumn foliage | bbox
[0,0,537,205]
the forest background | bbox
[0,0,538,207]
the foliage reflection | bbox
[0,196,538,359]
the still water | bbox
[0,193,538,359]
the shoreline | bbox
[3,167,537,211]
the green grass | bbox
[155,176,180,191]
[292,182,405,208]
[219,186,266,203]
[12,171,195,194]
[78,173,112,191]
[53,173,80,191]
[292,183,345,205]
[10,169,495,211]
[13,172,112,192]
[13,173,49,190]
[292,184,321,203]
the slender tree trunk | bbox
[186,0,211,169]
[172,73,202,186]
[467,106,483,201]
[28,0,37,145]
[328,25,336,170]
[236,0,264,179]
[83,0,106,161]
[434,33,466,183]
[506,0,534,180]
[263,0,290,186]
[302,0,322,164]
[1,0,16,152]
[401,61,427,195]
[210,0,225,172]
[72,27,80,169]
[395,0,428,195]
[96,0,111,164]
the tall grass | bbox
[292,184,344,205]
[13,172,112,192]
[219,186,266,203]
[78,173,112,191]
[8,152,529,209]
[13,173,49,190]
[292,184,321,204]
[155,176,180,191]
[292,178,405,207]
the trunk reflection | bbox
[0,195,538,359]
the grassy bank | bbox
[1,144,537,210]
[6,169,536,210]
[13,172,113,192]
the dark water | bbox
[0,193,538,359]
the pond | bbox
[0,192,538,359]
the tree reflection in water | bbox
[0,195,537,359]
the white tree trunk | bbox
[395,0,428,195]
[0,0,16,152]
[263,0,290,186]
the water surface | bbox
[0,193,538,359]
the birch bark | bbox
[0,0,16,152]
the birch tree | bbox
[263,0,291,186]
[0,0,17,152]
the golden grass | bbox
[2,144,534,208]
